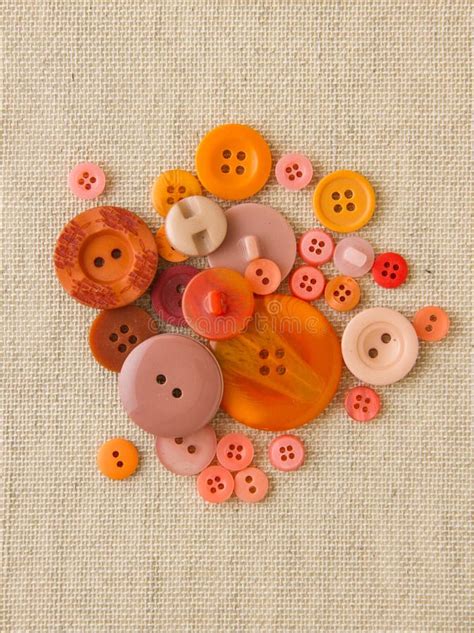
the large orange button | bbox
[195,124,272,200]
[211,294,342,431]
[313,170,376,233]
[155,225,188,263]
[97,438,139,480]
[151,169,202,218]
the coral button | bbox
[324,276,360,311]
[155,226,188,263]
[313,170,376,233]
[68,162,105,199]
[412,306,450,342]
[275,153,313,191]
[298,229,335,266]
[234,467,269,503]
[344,386,381,422]
[290,266,325,301]
[244,258,281,295]
[155,425,217,476]
[268,435,304,471]
[151,169,202,218]
[333,236,374,277]
[372,252,408,288]
[197,465,234,503]
[195,124,272,200]
[97,438,139,480]
[216,433,254,471]
[151,265,199,326]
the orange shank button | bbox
[152,169,202,218]
[195,124,272,200]
[97,438,139,480]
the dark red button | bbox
[372,252,408,288]
[151,265,199,326]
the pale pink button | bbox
[333,236,374,277]
[155,424,217,476]
[197,465,234,503]
[244,258,281,295]
[68,162,106,199]
[268,435,305,471]
[275,153,313,191]
[341,307,419,386]
[234,467,269,503]
[344,386,381,422]
[298,229,335,266]
[290,265,325,301]
[216,432,254,471]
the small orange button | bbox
[151,169,202,217]
[97,438,139,480]
[155,226,189,263]
[412,306,450,342]
[325,276,360,311]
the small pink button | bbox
[268,435,305,471]
[244,258,281,295]
[68,162,106,199]
[216,432,254,471]
[197,465,234,503]
[289,265,325,301]
[234,467,269,503]
[344,386,381,422]
[151,265,199,326]
[155,425,217,476]
[333,236,375,277]
[275,153,313,191]
[298,229,335,266]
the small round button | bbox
[89,306,156,372]
[195,124,272,200]
[155,425,217,476]
[275,153,313,191]
[197,465,234,503]
[182,268,254,340]
[333,236,374,277]
[324,276,360,312]
[372,252,408,288]
[151,265,199,326]
[234,467,269,503]
[244,258,281,295]
[97,438,139,480]
[290,266,325,301]
[54,206,158,309]
[68,162,106,200]
[151,169,202,218]
[298,229,335,266]
[216,433,254,471]
[119,334,223,437]
[412,306,450,342]
[344,386,381,422]
[313,170,376,233]
[268,435,304,471]
[155,226,188,263]
[341,307,419,386]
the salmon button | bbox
[298,229,335,266]
[155,425,217,476]
[413,306,450,342]
[372,252,408,288]
[97,438,139,480]
[290,266,325,301]
[325,276,360,311]
[151,265,199,326]
[155,226,188,263]
[68,162,106,199]
[216,433,254,471]
[197,465,234,503]
[344,386,381,422]
[151,169,202,218]
[268,434,305,472]
[245,258,281,295]
[234,467,269,503]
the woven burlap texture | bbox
[2,1,472,631]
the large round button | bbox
[207,203,296,280]
[54,206,158,309]
[412,306,450,342]
[151,169,202,218]
[211,294,342,431]
[313,170,376,233]
[118,334,224,437]
[341,307,419,386]
[151,265,199,326]
[155,226,188,263]
[155,425,217,476]
[195,124,272,200]
[372,252,408,288]
[333,236,374,277]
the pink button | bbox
[197,465,234,503]
[207,204,296,281]
[344,386,381,422]
[216,432,254,471]
[234,467,269,502]
[298,229,335,266]
[118,334,223,437]
[333,236,375,277]
[244,258,281,295]
[68,162,106,199]
[341,308,419,386]
[268,435,305,471]
[275,153,313,191]
[289,266,325,301]
[151,265,199,326]
[155,424,217,476]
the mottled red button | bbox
[155,425,217,476]
[372,252,408,288]
[234,467,269,502]
[268,435,305,471]
[298,229,335,266]
[197,465,234,503]
[412,306,450,342]
[290,266,325,301]
[244,258,281,295]
[344,386,381,422]
[151,265,199,326]
[216,433,254,471]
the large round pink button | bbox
[151,265,199,326]
[155,425,217,476]
[234,467,269,502]
[275,153,313,191]
[289,266,325,301]
[68,162,106,199]
[298,229,334,266]
[197,465,234,503]
[216,432,254,471]
[118,334,223,437]
[333,236,374,277]
[344,386,381,422]
[268,435,305,471]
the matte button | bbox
[151,264,199,326]
[372,252,408,288]
[155,226,188,263]
[54,206,158,309]
[244,258,281,295]
[275,153,313,191]
[412,306,450,342]
[197,465,234,503]
[155,425,217,476]
[341,307,419,385]
[89,305,156,372]
[268,434,305,471]
[333,236,374,277]
[97,438,139,480]
[234,467,269,503]
[290,266,325,301]
[344,386,381,422]
[298,229,335,266]
[68,162,106,199]
[151,169,202,218]
[118,334,223,437]
[324,276,360,312]
[216,433,254,471]
[195,124,272,200]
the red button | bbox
[372,252,408,288]
[234,467,269,502]
[344,386,381,422]
[268,435,305,471]
[216,432,254,471]
[289,266,325,301]
[151,265,199,326]
[197,465,234,503]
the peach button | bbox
[412,306,450,342]
[97,438,139,480]
[325,276,360,311]
[244,258,281,295]
[290,266,325,301]
[151,169,202,218]
[268,435,304,471]
[344,386,381,422]
[68,162,106,199]
[197,465,234,503]
[216,433,254,471]
[234,467,269,503]
[298,229,335,266]
[155,226,188,263]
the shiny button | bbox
[216,433,254,471]
[268,435,305,471]
[197,465,234,503]
[341,307,419,385]
[195,124,272,200]
[344,386,381,422]
[313,170,376,233]
[234,467,269,503]
[68,162,106,199]
[333,236,374,277]
[155,226,188,263]
[244,258,281,295]
[97,438,139,480]
[54,206,158,309]
[155,425,217,476]
[324,276,360,312]
[151,169,202,217]
[275,153,313,191]
[151,265,199,326]
[298,229,335,266]
[290,266,325,301]
[372,252,408,288]
[412,306,450,342]
[119,334,223,437]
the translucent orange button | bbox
[155,226,188,263]
[97,438,139,480]
[151,169,202,217]
[325,276,360,311]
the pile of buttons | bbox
[55,124,450,503]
